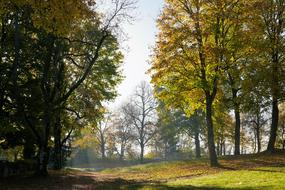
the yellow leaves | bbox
[30,0,96,36]
[73,127,98,149]
[0,0,96,37]
[150,0,246,119]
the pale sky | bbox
[109,0,164,109]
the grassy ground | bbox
[1,152,285,189]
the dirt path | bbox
[0,170,141,190]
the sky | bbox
[108,0,164,109]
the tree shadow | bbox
[121,183,271,190]
[247,167,285,173]
[0,173,275,190]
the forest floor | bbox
[1,151,285,190]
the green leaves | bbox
[150,0,239,115]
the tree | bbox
[177,110,205,159]
[246,0,285,152]
[277,103,285,149]
[111,108,134,161]
[123,82,157,163]
[150,0,243,166]
[0,0,135,176]
[214,110,234,156]
[221,12,247,155]
[156,103,180,159]
[241,88,269,153]
[92,113,113,160]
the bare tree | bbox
[92,113,112,160]
[124,81,157,163]
[111,109,134,160]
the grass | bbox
[101,152,285,189]
[1,152,285,189]
[123,167,285,190]
[164,167,285,190]
[101,159,220,181]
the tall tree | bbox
[247,0,285,152]
[0,0,135,175]
[150,0,243,166]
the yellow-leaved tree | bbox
[0,0,95,36]
[150,0,244,166]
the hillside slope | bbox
[101,151,285,189]
[1,152,285,190]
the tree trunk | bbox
[223,142,226,156]
[53,115,63,170]
[23,128,36,160]
[37,104,52,176]
[140,144,144,164]
[256,126,261,153]
[282,127,285,149]
[220,141,223,156]
[37,145,49,176]
[206,96,218,166]
[267,49,280,153]
[194,128,201,158]
[267,98,279,153]
[234,101,241,155]
[23,137,35,160]
[164,142,168,160]
[216,142,220,156]
[253,129,257,153]
[119,143,125,161]
[101,142,106,160]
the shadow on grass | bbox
[247,167,285,173]
[120,183,271,190]
[0,173,274,190]
[0,172,133,190]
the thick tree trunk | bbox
[194,128,201,159]
[267,49,280,153]
[253,129,257,153]
[53,115,62,170]
[164,142,168,160]
[119,150,124,161]
[140,144,144,164]
[119,143,125,161]
[99,131,106,160]
[267,98,279,153]
[206,96,218,167]
[37,145,49,176]
[37,104,52,176]
[23,137,35,160]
